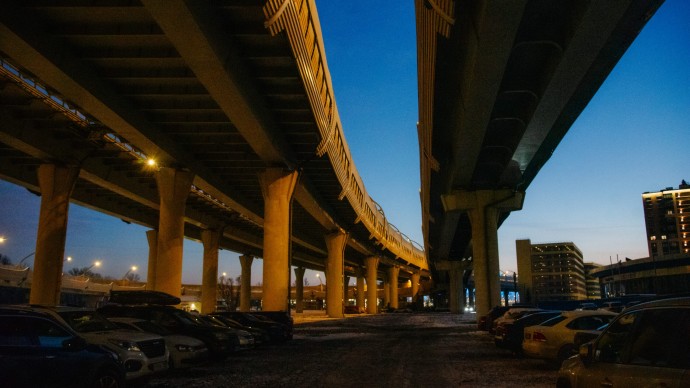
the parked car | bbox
[109,317,209,368]
[572,323,608,348]
[248,311,294,340]
[213,311,289,343]
[494,310,562,354]
[557,297,690,388]
[57,307,169,380]
[0,305,126,388]
[198,315,255,349]
[99,303,238,359]
[478,304,535,332]
[491,307,544,334]
[523,310,617,367]
[209,314,271,345]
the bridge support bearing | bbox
[145,229,158,290]
[154,167,194,299]
[441,190,524,321]
[294,267,305,313]
[239,254,254,312]
[388,266,400,309]
[201,228,221,314]
[325,230,348,318]
[365,256,379,314]
[29,164,79,306]
[259,168,298,311]
[356,267,366,311]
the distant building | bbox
[584,262,602,299]
[642,181,690,258]
[516,240,588,303]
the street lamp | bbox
[122,265,137,280]
[17,252,36,268]
[316,273,323,292]
[85,260,102,271]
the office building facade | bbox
[642,181,690,258]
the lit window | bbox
[662,235,667,240]
[650,236,657,241]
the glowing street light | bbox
[85,260,102,271]
[122,265,137,280]
[0,236,5,244]
[316,273,323,292]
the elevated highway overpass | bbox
[416,0,662,316]
[0,0,426,316]
[0,0,663,319]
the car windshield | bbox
[133,320,172,336]
[170,309,205,326]
[59,310,119,333]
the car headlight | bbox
[108,339,141,352]
[175,344,192,352]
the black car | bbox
[99,303,239,359]
[495,310,562,355]
[0,305,126,388]
[213,311,289,343]
[209,314,271,345]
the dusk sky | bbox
[1,0,688,286]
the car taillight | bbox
[532,332,547,342]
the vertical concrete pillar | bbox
[448,267,464,314]
[383,276,390,308]
[294,267,305,313]
[411,271,421,302]
[30,164,79,306]
[258,168,298,311]
[365,256,379,314]
[356,267,365,310]
[239,254,254,312]
[325,230,348,318]
[154,167,194,298]
[344,276,350,304]
[388,266,400,309]
[201,228,221,314]
[441,190,524,320]
[145,229,158,290]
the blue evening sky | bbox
[0,0,688,284]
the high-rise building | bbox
[642,181,690,258]
[516,239,588,303]
[584,262,602,299]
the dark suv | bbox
[558,296,690,387]
[99,303,239,359]
[0,305,126,388]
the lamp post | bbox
[85,260,102,272]
[17,252,36,268]
[316,273,323,292]
[122,265,137,280]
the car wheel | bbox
[90,368,123,388]
[558,344,577,362]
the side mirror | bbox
[62,336,88,352]
[578,343,593,364]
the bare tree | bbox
[218,275,235,310]
[67,266,103,279]
[0,254,12,265]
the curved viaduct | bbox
[0,0,426,316]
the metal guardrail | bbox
[263,0,427,270]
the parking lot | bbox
[145,312,558,387]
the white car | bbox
[523,310,617,366]
[492,307,543,333]
[109,317,209,368]
[56,307,169,380]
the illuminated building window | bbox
[650,236,657,240]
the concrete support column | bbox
[448,267,464,314]
[365,256,379,314]
[344,276,350,304]
[30,164,79,306]
[201,228,221,314]
[441,190,524,320]
[411,272,421,302]
[259,168,298,311]
[294,267,305,313]
[239,254,254,312]
[356,267,365,310]
[383,276,390,308]
[154,167,194,298]
[145,229,158,290]
[325,230,348,318]
[388,266,400,309]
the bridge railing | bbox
[263,0,427,270]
